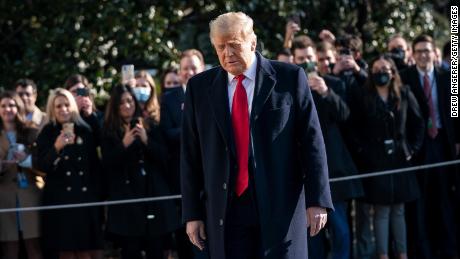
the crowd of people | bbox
[0,14,458,259]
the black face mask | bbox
[389,47,406,70]
[372,72,391,87]
[390,47,405,61]
[298,61,317,73]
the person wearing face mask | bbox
[291,36,363,259]
[354,55,424,259]
[133,70,161,124]
[316,42,337,77]
[33,88,103,259]
[387,34,413,72]
[160,67,182,95]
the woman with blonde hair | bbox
[33,88,103,259]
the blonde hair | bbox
[209,12,256,44]
[46,88,88,127]
[134,70,161,124]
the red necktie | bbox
[423,73,438,138]
[231,75,249,196]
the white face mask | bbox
[132,87,151,103]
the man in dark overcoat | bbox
[181,12,333,259]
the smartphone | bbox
[130,118,140,130]
[287,13,301,26]
[122,64,135,82]
[62,122,74,137]
[76,88,89,97]
[339,48,352,56]
[307,71,318,78]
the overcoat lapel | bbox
[208,68,236,158]
[250,53,276,123]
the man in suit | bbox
[15,78,47,130]
[181,12,333,259]
[400,34,460,259]
[161,49,205,193]
[160,49,206,259]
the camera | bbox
[339,48,352,56]
[287,12,301,26]
[76,88,89,97]
[383,139,395,155]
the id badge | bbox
[17,172,29,189]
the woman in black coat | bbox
[101,84,178,259]
[356,55,424,259]
[33,88,103,259]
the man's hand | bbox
[308,75,329,96]
[186,220,206,251]
[306,207,327,237]
[319,29,336,44]
[341,55,360,73]
[283,21,301,48]
[333,55,360,75]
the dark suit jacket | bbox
[181,53,333,259]
[400,66,460,159]
[313,75,364,202]
[160,87,185,194]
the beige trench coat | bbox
[0,128,41,241]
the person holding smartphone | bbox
[0,91,42,259]
[101,84,178,259]
[33,88,103,259]
[64,74,103,147]
[291,36,363,259]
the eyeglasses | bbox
[414,49,432,55]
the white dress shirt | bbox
[227,53,257,115]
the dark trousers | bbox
[224,190,263,259]
[423,131,458,257]
[308,202,351,259]
[406,197,431,259]
[115,235,164,259]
